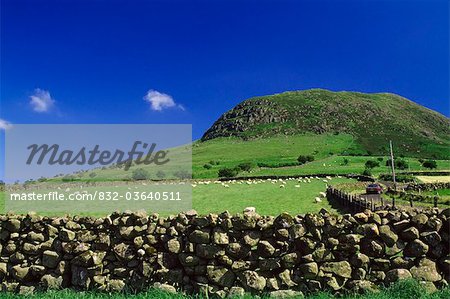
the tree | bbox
[422,160,437,170]
[365,160,380,169]
[132,168,149,180]
[218,167,239,178]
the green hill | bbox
[202,89,449,159]
[26,89,449,181]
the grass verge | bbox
[0,280,448,299]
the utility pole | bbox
[389,140,397,191]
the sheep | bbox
[280,185,285,188]
[319,192,327,198]
[191,184,197,188]
[315,197,322,203]
[295,185,301,188]
[244,207,256,213]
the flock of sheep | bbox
[190,175,341,204]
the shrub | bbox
[89,172,97,178]
[218,167,239,178]
[421,160,437,169]
[297,155,314,164]
[131,168,149,180]
[365,160,380,169]
[156,170,166,179]
[173,170,191,179]
[62,175,76,182]
[237,162,254,172]
[257,161,300,168]
[362,169,372,176]
[396,159,409,170]
[203,163,213,169]
[209,160,220,165]
[386,158,409,170]
[377,157,384,162]
[342,158,349,166]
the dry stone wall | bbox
[1,208,449,297]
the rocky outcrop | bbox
[0,208,449,296]
[201,99,289,141]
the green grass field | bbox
[191,176,352,215]
[0,280,448,299]
[0,177,355,216]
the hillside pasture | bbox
[240,156,450,177]
[0,177,356,216]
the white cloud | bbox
[143,89,184,111]
[29,89,55,112]
[0,118,12,130]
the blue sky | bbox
[1,0,449,141]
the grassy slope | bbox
[0,280,448,299]
[0,178,355,216]
[25,134,450,181]
[192,134,359,178]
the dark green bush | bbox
[297,155,314,164]
[237,162,254,172]
[362,169,372,176]
[156,170,166,179]
[421,160,437,169]
[131,168,149,180]
[173,170,191,179]
[257,161,300,168]
[386,158,409,170]
[203,163,213,169]
[365,160,380,169]
[62,175,76,182]
[218,167,239,178]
